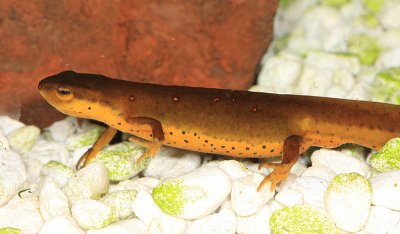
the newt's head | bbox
[38,71,121,120]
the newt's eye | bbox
[56,87,74,100]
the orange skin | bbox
[38,71,400,191]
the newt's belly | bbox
[161,126,284,158]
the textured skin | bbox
[39,71,400,159]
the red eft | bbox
[38,71,400,191]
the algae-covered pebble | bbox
[322,0,350,7]
[152,166,231,219]
[270,205,336,234]
[370,138,400,172]
[363,0,384,13]
[131,190,186,234]
[0,227,21,234]
[7,125,40,152]
[95,142,147,181]
[101,190,138,220]
[41,160,74,187]
[63,162,109,204]
[71,199,118,229]
[325,173,371,232]
[372,67,400,104]
[348,34,380,65]
[66,126,105,151]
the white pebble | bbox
[0,150,27,206]
[131,190,185,234]
[0,116,25,135]
[275,189,303,206]
[39,216,84,234]
[375,47,400,69]
[236,201,282,234]
[143,147,201,178]
[231,173,274,216]
[109,177,159,194]
[87,218,147,234]
[186,209,236,234]
[0,130,10,151]
[7,125,40,152]
[370,170,400,211]
[25,140,69,164]
[152,166,231,219]
[293,176,328,209]
[39,177,70,220]
[0,193,43,233]
[101,190,137,220]
[23,157,44,184]
[311,149,370,176]
[363,206,400,233]
[63,162,109,204]
[44,117,78,142]
[380,2,400,29]
[301,165,336,182]
[218,160,250,180]
[325,173,372,232]
[71,199,118,230]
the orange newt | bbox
[38,71,400,191]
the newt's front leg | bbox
[76,127,118,170]
[257,135,302,192]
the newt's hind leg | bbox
[76,127,118,170]
[257,135,302,192]
[126,117,165,165]
[128,135,163,164]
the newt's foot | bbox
[134,139,163,165]
[257,161,292,192]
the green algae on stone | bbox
[66,126,105,150]
[322,0,351,7]
[348,34,380,65]
[94,142,147,181]
[7,125,40,152]
[101,190,138,219]
[370,138,400,172]
[152,179,188,216]
[0,228,21,234]
[328,173,371,193]
[42,160,74,175]
[372,67,400,104]
[270,205,336,234]
[41,160,75,186]
[363,0,385,13]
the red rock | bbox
[0,0,278,127]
